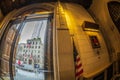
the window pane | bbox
[14,15,53,80]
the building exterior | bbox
[16,38,44,71]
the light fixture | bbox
[12,0,15,2]
[82,21,99,31]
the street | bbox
[14,68,45,80]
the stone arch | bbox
[0,3,55,37]
[13,3,55,17]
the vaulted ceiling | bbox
[0,0,92,15]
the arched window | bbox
[0,13,54,80]
[108,1,120,32]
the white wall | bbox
[89,0,120,60]
[64,3,110,78]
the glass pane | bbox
[14,16,53,80]
[0,21,20,80]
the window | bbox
[108,1,120,32]
[28,54,30,57]
[0,14,54,80]
[29,59,32,65]
[38,60,40,63]
[36,42,37,44]
[33,42,34,45]
[25,59,27,61]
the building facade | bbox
[16,38,44,71]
